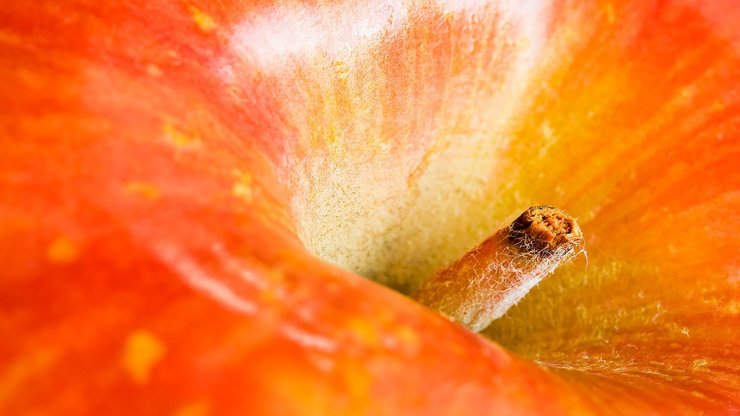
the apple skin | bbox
[1,0,739,415]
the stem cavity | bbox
[412,205,584,332]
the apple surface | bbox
[1,0,739,414]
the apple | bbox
[1,0,739,414]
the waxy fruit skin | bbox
[1,0,739,414]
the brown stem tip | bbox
[413,205,585,332]
[508,205,583,255]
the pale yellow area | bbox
[123,330,166,384]
[190,6,217,33]
[289,8,545,294]
[516,37,531,51]
[47,236,79,263]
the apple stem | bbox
[412,206,584,333]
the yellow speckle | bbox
[163,121,197,148]
[47,236,79,263]
[231,170,253,201]
[334,60,349,80]
[123,330,166,384]
[232,183,252,201]
[190,6,217,33]
[173,401,210,416]
[691,390,707,399]
[146,64,163,78]
[692,359,710,370]
[395,326,419,348]
[712,100,726,111]
[347,318,379,346]
[726,300,740,315]
[125,181,161,200]
[605,3,616,24]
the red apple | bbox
[1,0,739,414]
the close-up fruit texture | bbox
[1,0,739,414]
